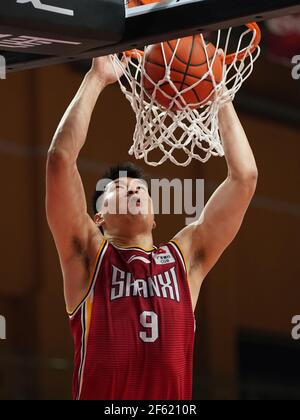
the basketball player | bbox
[46,56,258,400]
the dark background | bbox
[0,17,299,400]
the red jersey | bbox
[69,239,195,400]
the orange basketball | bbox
[143,35,223,110]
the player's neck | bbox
[105,233,154,250]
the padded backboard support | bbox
[0,0,125,55]
[1,0,300,72]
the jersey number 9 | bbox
[139,311,159,343]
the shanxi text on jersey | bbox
[110,265,181,302]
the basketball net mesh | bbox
[111,26,261,166]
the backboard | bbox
[1,0,300,73]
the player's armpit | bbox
[172,174,257,280]
[46,147,102,264]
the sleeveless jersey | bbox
[69,239,195,400]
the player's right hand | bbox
[91,55,126,87]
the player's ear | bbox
[152,220,156,230]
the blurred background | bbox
[0,14,299,400]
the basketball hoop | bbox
[111,18,261,166]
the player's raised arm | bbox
[173,102,258,307]
[46,57,124,310]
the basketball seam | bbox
[146,75,213,105]
[191,86,201,103]
[147,71,213,91]
[166,38,211,67]
[158,81,202,105]
[180,35,195,92]
[145,58,210,82]
[144,38,217,108]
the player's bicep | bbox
[192,176,257,274]
[46,148,97,261]
[173,176,257,277]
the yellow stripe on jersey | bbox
[169,240,189,275]
[67,239,107,317]
[77,306,86,400]
[85,293,93,339]
[169,240,195,316]
[77,292,96,399]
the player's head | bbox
[92,162,155,237]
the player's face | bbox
[100,177,155,234]
[104,177,152,213]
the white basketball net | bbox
[111,25,261,166]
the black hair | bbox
[92,162,149,216]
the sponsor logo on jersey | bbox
[153,246,175,265]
